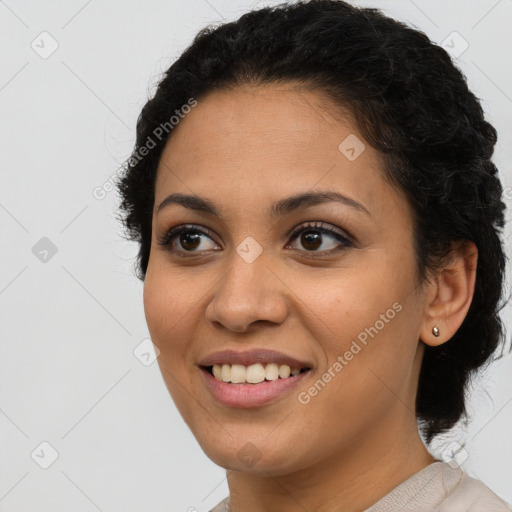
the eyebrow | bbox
[156,190,371,218]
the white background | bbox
[1,0,511,510]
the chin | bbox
[195,433,307,475]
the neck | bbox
[225,414,435,512]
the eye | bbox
[157,224,219,256]
[285,221,354,257]
[157,221,354,258]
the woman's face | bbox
[144,84,430,474]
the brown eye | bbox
[157,221,354,259]
[286,221,354,256]
[157,224,219,255]
[299,231,323,251]
[178,232,201,251]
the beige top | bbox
[209,461,511,511]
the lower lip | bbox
[200,367,311,408]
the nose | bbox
[204,251,289,333]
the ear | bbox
[420,240,478,347]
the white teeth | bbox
[221,363,231,382]
[278,364,291,378]
[265,363,279,381]
[210,363,307,383]
[213,364,222,380]
[230,364,246,383]
[246,363,266,383]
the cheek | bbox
[292,269,418,399]
[292,270,396,350]
[142,269,197,360]
[143,270,200,413]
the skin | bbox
[143,83,478,512]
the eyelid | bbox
[287,220,354,245]
[156,223,219,247]
[157,220,355,255]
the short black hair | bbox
[114,0,509,443]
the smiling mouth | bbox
[202,363,311,384]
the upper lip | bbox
[198,349,313,369]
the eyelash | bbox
[157,221,355,259]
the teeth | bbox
[278,365,291,378]
[230,364,246,383]
[212,364,222,380]
[210,363,306,383]
[265,363,279,381]
[221,364,231,382]
[246,363,265,383]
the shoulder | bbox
[438,465,512,512]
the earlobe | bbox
[420,240,478,347]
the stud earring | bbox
[432,326,440,337]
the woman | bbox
[115,0,511,510]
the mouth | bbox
[197,348,314,408]
[201,363,311,384]
[199,363,312,408]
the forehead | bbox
[154,84,405,223]
[160,83,357,158]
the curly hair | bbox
[114,0,509,443]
